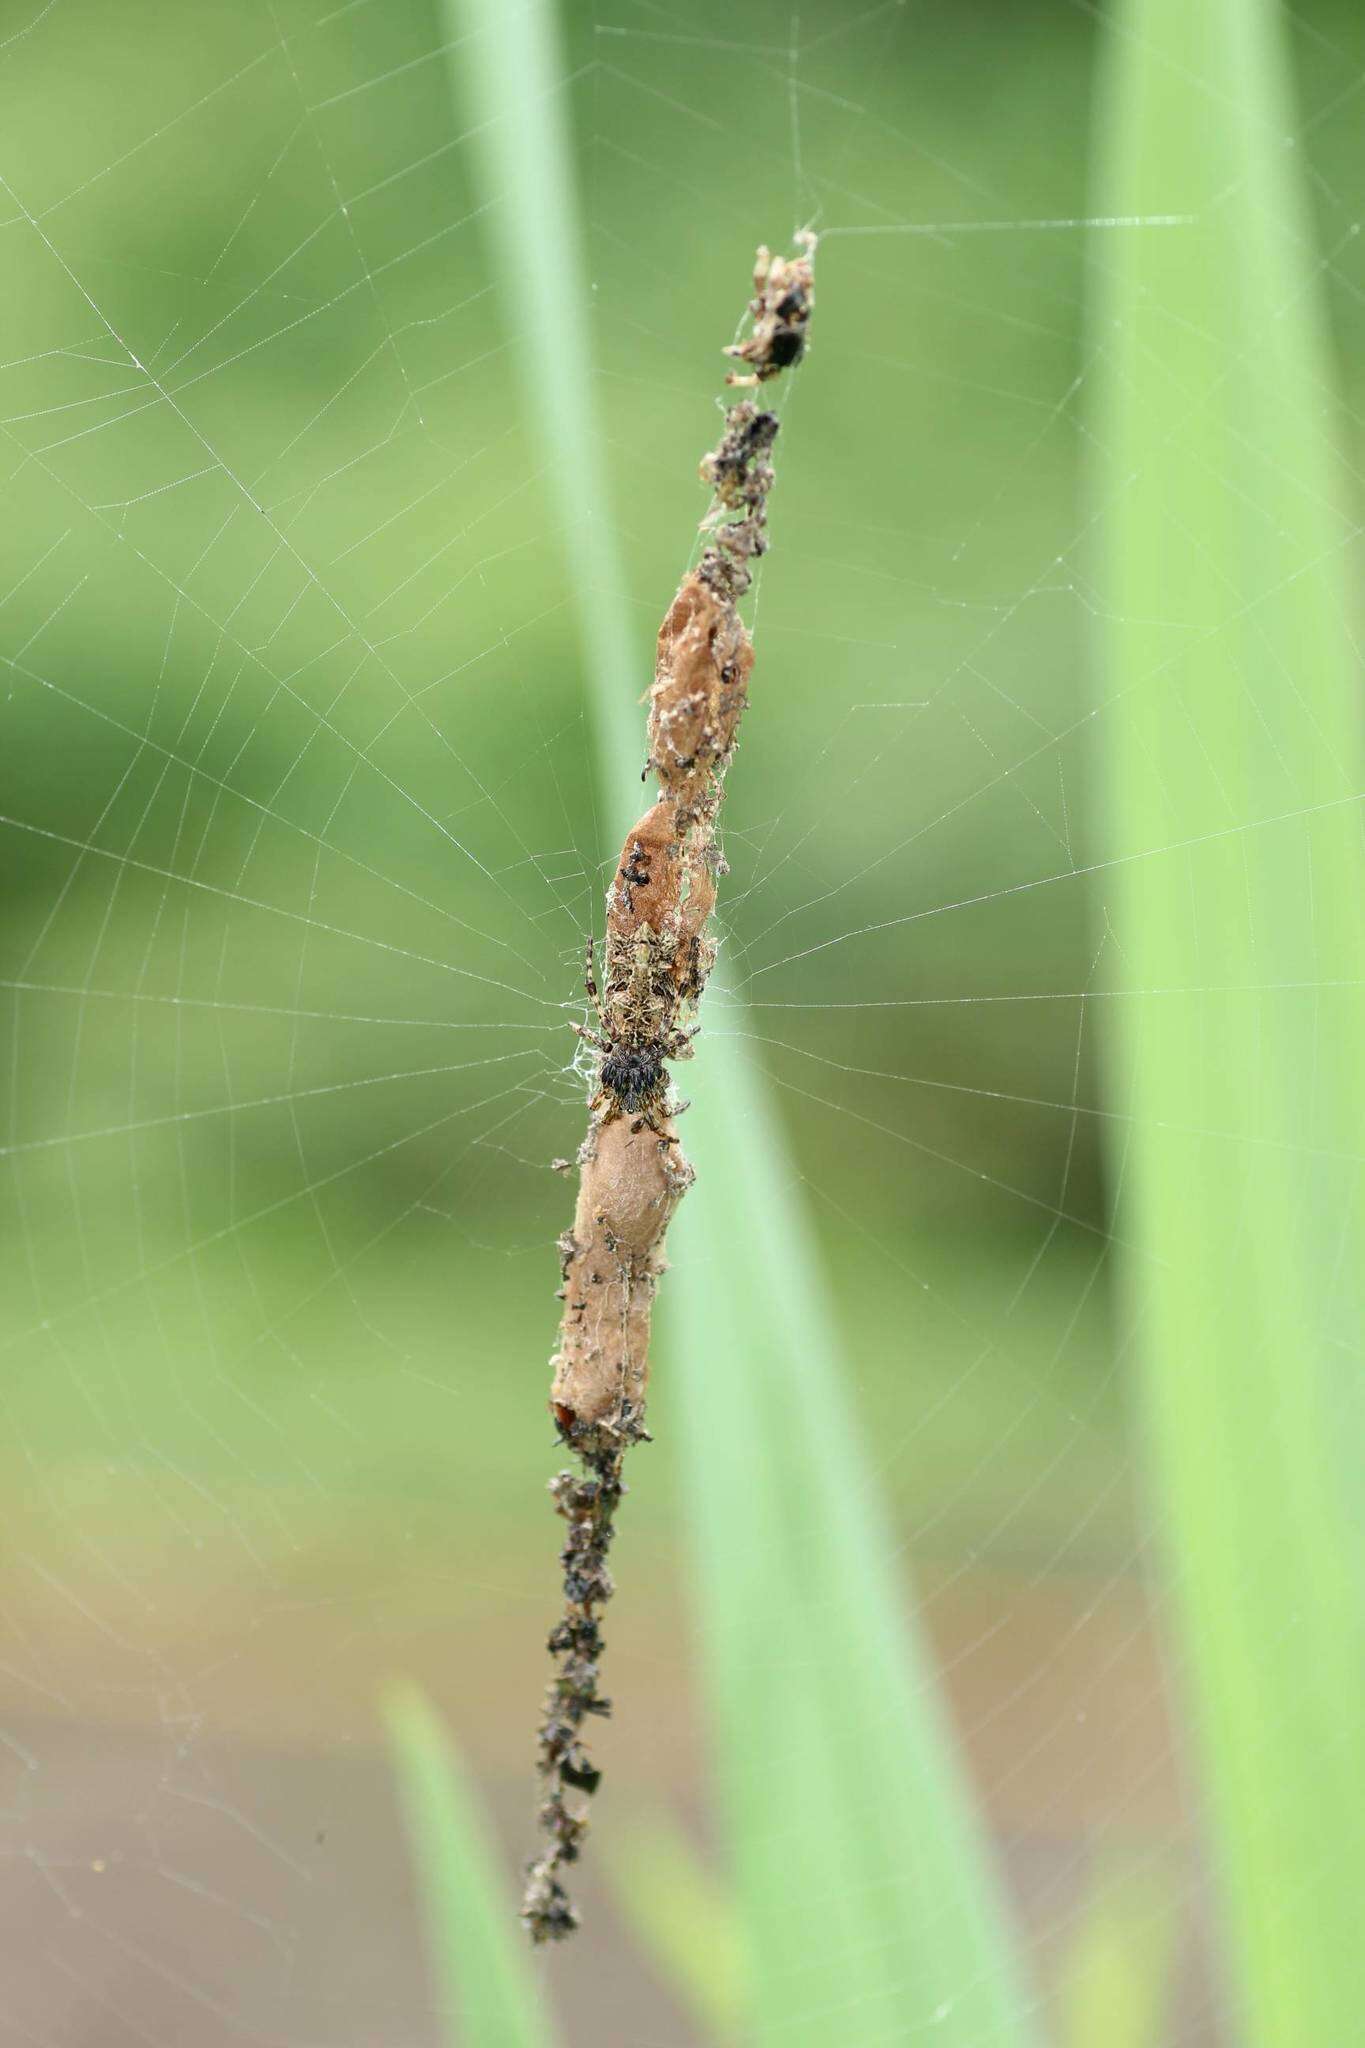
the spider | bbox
[570,938,695,1141]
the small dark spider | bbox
[570,937,694,1141]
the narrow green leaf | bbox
[1058,1856,1176,2048]
[1092,5,1365,2043]
[443,3,1033,2039]
[440,0,640,817]
[665,1041,1038,2047]
[383,1683,555,2048]
[607,1810,749,2044]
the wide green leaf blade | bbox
[1091,4,1365,2042]
[665,1041,1038,2046]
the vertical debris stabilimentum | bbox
[522,233,816,1942]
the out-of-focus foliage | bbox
[1,0,1363,2040]
[1094,2,1365,2041]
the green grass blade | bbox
[665,1041,1038,2047]
[444,3,1032,2037]
[383,1683,555,2048]
[1058,1856,1176,2048]
[440,0,639,817]
[1092,5,1365,2042]
[607,1810,749,2044]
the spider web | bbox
[1,0,1361,2041]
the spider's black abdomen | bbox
[600,1043,663,1113]
[767,326,805,370]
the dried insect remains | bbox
[723,232,817,386]
[522,231,816,1943]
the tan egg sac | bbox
[603,798,719,1006]
[605,799,682,939]
[549,575,750,1449]
[548,1114,693,1440]
[647,573,753,804]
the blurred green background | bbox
[1,1,1362,2041]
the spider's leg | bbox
[587,1088,615,1121]
[582,932,614,1038]
[633,1105,679,1145]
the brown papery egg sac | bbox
[648,572,753,807]
[549,1114,692,1441]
